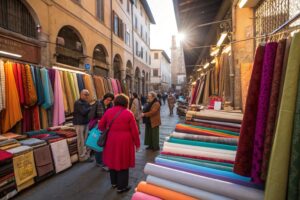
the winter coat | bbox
[98,106,140,170]
[143,101,161,128]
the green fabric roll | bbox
[159,155,233,172]
[265,32,300,200]
[287,58,300,199]
[179,124,239,136]
[67,72,76,102]
[168,137,237,151]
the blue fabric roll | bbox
[76,74,85,92]
[34,67,45,105]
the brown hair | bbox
[114,94,129,108]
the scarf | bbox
[22,64,37,107]
[59,71,69,113]
[34,67,45,105]
[12,63,24,105]
[72,73,80,100]
[40,68,54,109]
[53,70,66,126]
[63,71,74,113]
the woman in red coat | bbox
[98,94,140,193]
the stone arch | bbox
[113,54,123,81]
[93,44,109,76]
[56,25,86,67]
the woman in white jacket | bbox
[130,92,142,133]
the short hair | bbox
[148,91,157,98]
[133,92,138,99]
[114,94,129,108]
[103,92,114,101]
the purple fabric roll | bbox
[156,163,264,190]
[48,68,56,90]
[251,42,278,184]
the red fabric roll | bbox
[234,45,266,176]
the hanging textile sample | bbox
[234,45,265,176]
[53,70,65,126]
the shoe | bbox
[112,185,117,189]
[102,166,109,172]
[117,186,131,193]
[146,146,152,150]
[95,163,102,167]
[85,157,94,163]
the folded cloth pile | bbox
[66,137,78,163]
[50,139,72,173]
[1,133,26,140]
[0,139,21,150]
[7,146,37,192]
[0,150,17,200]
[20,139,55,182]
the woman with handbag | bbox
[98,94,140,193]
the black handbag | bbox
[97,109,124,147]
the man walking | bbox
[167,93,176,116]
[73,89,93,162]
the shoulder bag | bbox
[97,109,124,147]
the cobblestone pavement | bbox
[15,103,184,200]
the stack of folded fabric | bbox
[66,137,78,164]
[20,139,55,182]
[0,150,17,200]
[7,146,37,192]
[49,139,72,173]
[0,139,21,150]
[1,133,27,140]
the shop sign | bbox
[0,34,40,64]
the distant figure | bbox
[157,93,162,105]
[73,89,93,162]
[140,95,147,106]
[142,91,161,151]
[98,94,140,193]
[167,93,176,116]
[130,93,142,133]
[162,93,167,105]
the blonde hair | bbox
[148,91,157,98]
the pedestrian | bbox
[73,89,93,162]
[88,92,114,171]
[140,95,146,106]
[162,93,167,105]
[141,91,161,151]
[98,94,140,193]
[157,93,162,105]
[167,93,176,116]
[130,93,142,133]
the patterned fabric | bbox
[261,39,286,180]
[251,42,278,184]
[0,60,6,111]
[234,45,265,176]
[23,64,37,107]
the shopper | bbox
[130,93,142,133]
[88,92,114,170]
[98,94,140,193]
[167,93,176,116]
[73,89,93,162]
[162,93,167,105]
[140,95,147,106]
[142,91,161,151]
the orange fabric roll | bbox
[1,61,23,133]
[136,181,198,200]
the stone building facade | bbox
[0,0,155,95]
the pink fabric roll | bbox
[111,79,119,95]
[132,192,162,200]
[53,70,65,126]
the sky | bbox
[147,0,178,57]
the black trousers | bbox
[109,169,129,190]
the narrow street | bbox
[15,104,182,200]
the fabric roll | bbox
[50,139,72,173]
[144,163,264,200]
[83,74,96,102]
[34,67,45,105]
[40,68,54,110]
[168,137,237,151]
[93,76,104,99]
[158,155,233,172]
[147,175,232,200]
[1,61,22,133]
[22,64,37,106]
[265,32,300,200]
[0,60,6,111]
[72,73,80,100]
[136,181,197,200]
[63,71,74,113]
[185,120,240,132]
[116,79,122,93]
[234,45,265,176]
[241,63,253,111]
[53,70,65,126]
[186,110,243,124]
[155,157,250,183]
[59,71,69,113]
[107,78,113,93]
[76,73,85,92]
[190,118,241,128]
[203,71,211,105]
[251,42,278,184]
[67,72,77,103]
[261,39,286,180]
[163,144,236,162]
[132,192,162,200]
[170,132,238,145]
[287,67,300,200]
[111,79,119,94]
[12,63,24,105]
[48,68,56,90]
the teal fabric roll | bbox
[158,155,233,172]
[168,137,237,151]
[178,123,239,136]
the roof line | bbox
[140,0,156,24]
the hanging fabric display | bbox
[40,68,54,110]
[0,60,6,112]
[53,70,65,126]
